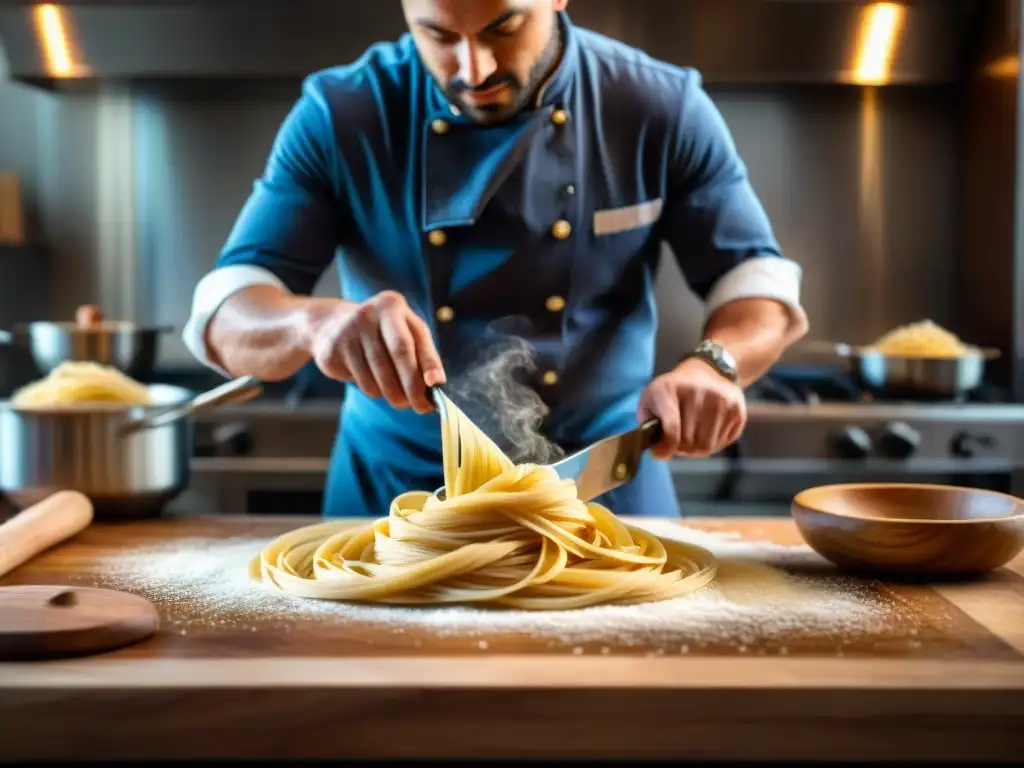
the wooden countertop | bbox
[1,514,1022,761]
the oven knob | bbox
[950,432,998,458]
[878,421,920,459]
[834,426,873,459]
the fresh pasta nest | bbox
[250,391,718,610]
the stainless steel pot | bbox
[804,341,1002,399]
[0,376,262,519]
[0,304,174,380]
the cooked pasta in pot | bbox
[10,361,154,408]
[868,320,973,358]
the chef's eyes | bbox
[491,15,526,37]
[420,15,525,44]
[423,28,460,45]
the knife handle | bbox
[639,418,663,450]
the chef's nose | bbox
[455,39,497,88]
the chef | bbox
[182,0,809,518]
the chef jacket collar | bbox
[425,10,578,124]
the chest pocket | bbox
[582,198,664,295]
[593,198,664,237]
[591,198,664,259]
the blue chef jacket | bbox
[209,12,786,519]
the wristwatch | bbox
[683,339,739,383]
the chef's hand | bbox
[637,358,747,459]
[308,290,446,414]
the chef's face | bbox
[402,0,568,124]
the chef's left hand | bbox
[637,358,747,459]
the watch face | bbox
[718,345,738,374]
[699,341,737,379]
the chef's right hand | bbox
[308,290,446,415]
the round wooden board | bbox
[0,585,159,661]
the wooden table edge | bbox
[3,659,1022,761]
[4,656,1024,689]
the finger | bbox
[381,311,432,415]
[693,395,726,456]
[639,383,680,460]
[341,342,381,399]
[678,390,703,454]
[722,421,743,449]
[724,402,747,445]
[362,326,409,409]
[409,314,446,388]
[636,390,655,422]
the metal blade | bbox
[548,419,663,502]
[429,385,662,503]
[428,385,449,421]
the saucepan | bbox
[0,304,175,381]
[800,341,1002,399]
[0,375,262,519]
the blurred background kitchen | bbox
[0,0,1021,518]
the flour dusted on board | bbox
[88,524,922,650]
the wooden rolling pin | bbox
[0,492,94,579]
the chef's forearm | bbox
[700,297,809,388]
[205,285,351,381]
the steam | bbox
[446,322,565,465]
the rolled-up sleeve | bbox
[659,71,804,323]
[182,74,343,371]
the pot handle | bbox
[119,375,263,436]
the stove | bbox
[157,362,1024,516]
[739,366,1024,468]
[689,365,1024,507]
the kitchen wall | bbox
[1,49,960,376]
[957,0,1024,398]
[0,48,103,317]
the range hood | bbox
[0,0,977,89]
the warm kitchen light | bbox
[984,55,1020,79]
[31,3,87,77]
[857,86,885,335]
[852,2,906,85]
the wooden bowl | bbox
[791,482,1024,576]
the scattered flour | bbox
[88,521,912,649]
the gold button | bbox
[552,219,572,240]
[551,109,569,126]
[545,295,565,312]
[431,119,449,135]
[541,370,559,386]
[428,229,447,247]
[435,306,455,323]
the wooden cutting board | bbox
[1,515,1022,762]
[0,584,159,660]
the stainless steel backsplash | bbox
[0,76,959,374]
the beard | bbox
[444,71,520,122]
[444,22,563,125]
